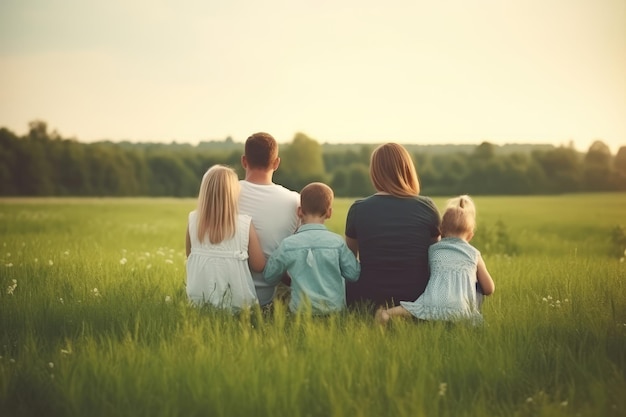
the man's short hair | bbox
[245,132,278,169]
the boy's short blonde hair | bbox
[300,182,334,216]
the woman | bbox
[345,143,441,310]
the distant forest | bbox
[1,120,625,197]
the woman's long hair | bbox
[196,165,240,244]
[369,143,420,197]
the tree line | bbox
[1,121,625,197]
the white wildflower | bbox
[119,258,127,265]
[165,295,172,303]
[61,349,71,355]
[7,279,17,295]
[48,362,54,369]
[438,382,447,397]
[561,401,568,407]
[5,263,13,267]
[542,297,548,302]
[526,397,533,403]
[59,297,64,304]
[165,259,173,264]
[92,288,100,297]
[34,258,38,262]
[63,250,69,256]
[146,264,152,269]
[48,260,53,266]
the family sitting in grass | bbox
[185,133,495,324]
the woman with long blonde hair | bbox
[345,143,441,311]
[185,165,265,310]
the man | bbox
[238,132,300,306]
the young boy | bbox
[263,182,360,314]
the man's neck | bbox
[244,169,274,185]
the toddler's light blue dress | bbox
[400,237,483,323]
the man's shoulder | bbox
[240,180,299,198]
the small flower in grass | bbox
[59,297,64,304]
[92,288,100,297]
[7,279,17,295]
[61,349,71,355]
[146,264,152,269]
[5,263,13,267]
[9,358,15,363]
[526,397,533,403]
[561,400,568,407]
[438,382,447,397]
[165,259,173,264]
[165,295,172,303]
[120,257,127,265]
[48,260,53,266]
[48,362,54,369]
[542,297,548,302]
[63,250,69,256]
[34,258,38,263]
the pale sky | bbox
[1,0,625,152]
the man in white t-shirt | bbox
[239,132,300,306]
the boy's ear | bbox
[326,207,333,219]
[297,206,304,218]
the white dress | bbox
[400,237,483,324]
[186,211,258,310]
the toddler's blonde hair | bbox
[441,195,476,238]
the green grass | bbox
[1,194,625,417]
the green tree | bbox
[275,132,327,191]
[614,146,626,190]
[583,140,613,191]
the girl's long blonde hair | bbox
[369,143,420,197]
[196,165,240,244]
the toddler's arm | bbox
[476,255,495,295]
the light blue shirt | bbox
[263,223,360,314]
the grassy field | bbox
[0,194,625,417]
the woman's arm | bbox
[346,236,359,258]
[476,255,495,295]
[248,224,266,272]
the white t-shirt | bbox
[239,180,300,305]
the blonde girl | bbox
[376,195,495,324]
[185,165,265,310]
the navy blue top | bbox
[345,194,441,308]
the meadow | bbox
[0,194,625,417]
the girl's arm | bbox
[185,226,191,257]
[248,224,266,272]
[346,236,359,258]
[476,255,495,295]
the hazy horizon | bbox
[1,0,624,153]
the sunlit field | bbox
[1,194,625,417]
